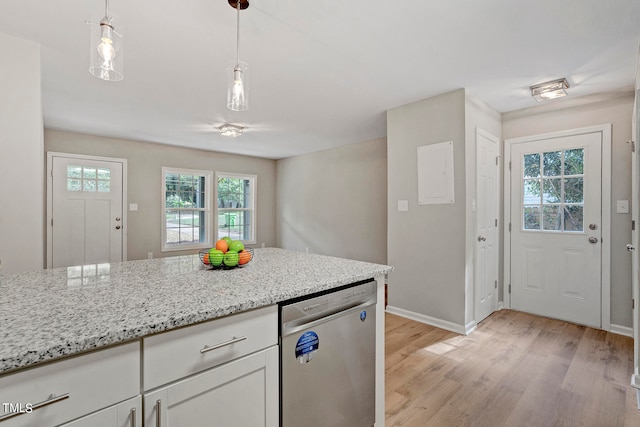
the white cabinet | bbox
[0,342,140,427]
[142,306,279,426]
[60,396,141,427]
[143,306,277,390]
[144,346,278,427]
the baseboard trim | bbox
[385,305,468,335]
[610,323,633,338]
[497,301,504,311]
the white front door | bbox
[475,128,499,323]
[48,153,125,268]
[509,131,602,328]
[631,91,640,396]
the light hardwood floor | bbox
[385,310,640,427]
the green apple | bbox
[208,248,224,266]
[224,250,239,267]
[228,240,245,253]
[222,236,232,244]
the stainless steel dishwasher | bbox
[280,279,377,427]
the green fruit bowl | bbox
[199,247,254,269]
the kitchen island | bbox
[0,248,392,426]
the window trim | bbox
[161,167,212,252]
[214,172,257,244]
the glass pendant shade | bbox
[227,61,249,111]
[89,15,123,81]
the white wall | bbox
[503,92,634,328]
[0,32,44,274]
[45,130,277,261]
[276,138,387,264]
[387,89,468,328]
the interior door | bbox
[510,131,602,328]
[475,128,499,323]
[49,154,124,268]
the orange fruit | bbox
[215,239,229,253]
[203,253,210,265]
[238,250,252,265]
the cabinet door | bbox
[144,347,278,427]
[60,396,141,427]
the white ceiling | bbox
[1,1,639,159]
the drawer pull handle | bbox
[0,392,70,422]
[200,336,247,354]
[156,400,161,427]
[130,407,136,427]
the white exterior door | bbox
[48,153,125,268]
[475,129,499,323]
[509,131,602,328]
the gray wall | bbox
[387,89,467,326]
[45,129,277,261]
[0,32,44,274]
[502,93,634,328]
[276,138,387,264]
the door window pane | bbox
[564,149,584,175]
[523,153,540,178]
[542,205,562,231]
[564,178,583,203]
[542,179,561,204]
[543,151,562,176]
[523,206,541,230]
[564,206,584,231]
[521,148,584,233]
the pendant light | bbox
[227,0,249,111]
[89,0,123,81]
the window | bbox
[162,168,212,251]
[215,172,256,243]
[67,165,111,192]
[522,148,584,232]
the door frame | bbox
[474,127,500,322]
[503,124,612,330]
[46,152,128,268]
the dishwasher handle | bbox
[281,298,375,337]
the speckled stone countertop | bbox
[0,248,392,375]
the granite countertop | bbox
[0,248,392,375]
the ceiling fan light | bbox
[219,124,245,137]
[530,78,569,102]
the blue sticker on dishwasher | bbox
[295,331,319,364]
[360,310,367,322]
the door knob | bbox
[115,217,121,221]
[477,235,486,242]
[588,237,598,244]
[627,244,636,252]
[115,225,121,230]
[588,224,598,230]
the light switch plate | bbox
[617,200,629,214]
[129,203,138,211]
[397,200,409,212]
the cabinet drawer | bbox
[0,341,140,427]
[143,305,277,390]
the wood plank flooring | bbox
[385,310,640,427]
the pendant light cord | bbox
[105,0,109,18]
[236,1,241,65]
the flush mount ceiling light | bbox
[218,124,245,137]
[88,0,123,81]
[530,78,570,102]
[227,0,250,111]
